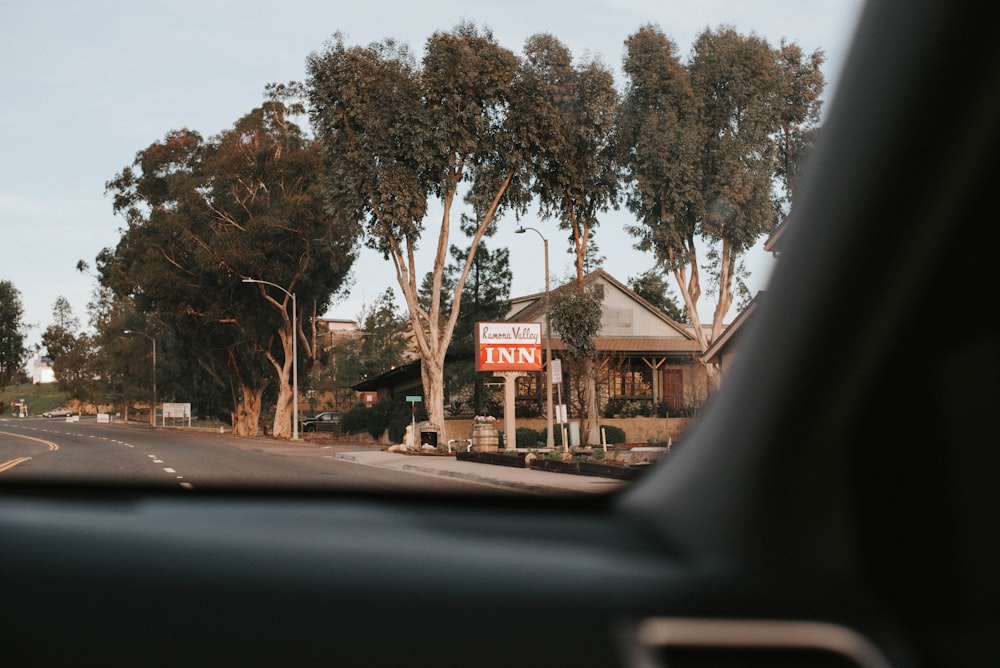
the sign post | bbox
[475,323,542,449]
[405,395,422,449]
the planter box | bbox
[529,458,580,475]
[457,451,527,468]
[578,461,647,480]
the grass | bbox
[0,382,70,418]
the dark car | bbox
[299,411,342,433]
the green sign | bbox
[405,395,422,402]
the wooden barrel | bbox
[471,423,499,452]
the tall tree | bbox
[101,98,358,437]
[41,296,79,361]
[419,214,512,415]
[306,24,532,429]
[517,34,619,444]
[0,280,28,386]
[620,25,824,389]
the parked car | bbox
[42,407,75,418]
[299,411,342,433]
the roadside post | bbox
[406,395,422,449]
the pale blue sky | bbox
[1,0,865,356]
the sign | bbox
[556,404,567,424]
[162,402,191,418]
[550,359,562,385]
[405,395,422,402]
[475,322,542,372]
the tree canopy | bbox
[0,280,28,386]
[619,25,824,387]
[101,99,358,436]
[306,23,532,429]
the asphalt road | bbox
[0,417,521,495]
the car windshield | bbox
[1,0,864,495]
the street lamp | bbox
[515,226,554,449]
[124,330,156,427]
[242,278,298,440]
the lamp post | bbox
[515,226,554,449]
[124,330,156,427]
[242,278,298,441]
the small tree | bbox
[548,285,603,445]
[353,288,410,381]
[0,280,28,387]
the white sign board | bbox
[550,358,562,385]
[163,402,191,418]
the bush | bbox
[515,427,542,447]
[599,425,627,445]
[339,403,370,435]
[540,426,568,447]
[340,397,425,443]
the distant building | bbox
[315,318,357,349]
[31,354,56,384]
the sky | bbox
[1,0,865,360]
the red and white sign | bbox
[475,322,542,372]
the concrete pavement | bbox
[331,447,629,495]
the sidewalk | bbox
[332,448,629,496]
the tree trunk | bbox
[233,384,263,437]
[271,340,293,439]
[421,354,446,430]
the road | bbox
[0,417,515,495]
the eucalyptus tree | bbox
[515,34,619,443]
[619,25,824,388]
[418,214,512,416]
[306,23,533,429]
[101,99,358,437]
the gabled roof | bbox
[506,268,701,353]
[701,292,762,364]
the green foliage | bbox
[619,24,824,347]
[331,288,409,384]
[518,33,620,285]
[305,24,530,429]
[647,431,669,446]
[0,383,69,417]
[0,280,28,386]
[548,287,603,360]
[340,396,425,443]
[627,270,688,323]
[600,425,627,445]
[514,426,541,447]
[100,98,358,434]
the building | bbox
[353,269,709,418]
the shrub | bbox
[515,427,541,447]
[340,397,425,443]
[539,427,561,446]
[600,425,627,445]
